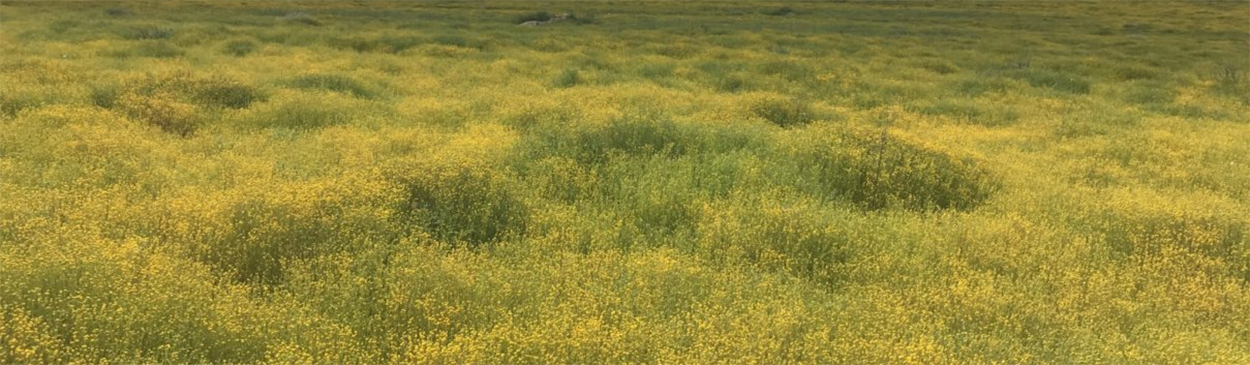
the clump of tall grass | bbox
[108,41,185,58]
[909,99,1020,126]
[751,96,815,128]
[757,59,815,81]
[552,68,581,88]
[116,92,200,136]
[188,179,399,285]
[328,35,425,54]
[529,116,690,165]
[221,39,258,56]
[120,25,173,40]
[93,72,266,135]
[762,7,795,16]
[285,73,383,99]
[0,84,62,117]
[514,11,552,24]
[698,197,849,286]
[788,126,1001,211]
[1010,69,1092,94]
[397,169,529,248]
[104,8,132,17]
[240,93,354,130]
[1213,64,1248,105]
[279,12,323,26]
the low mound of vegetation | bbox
[397,168,529,248]
[90,72,266,136]
[787,126,1001,211]
[285,73,384,99]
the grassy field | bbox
[1,0,1248,363]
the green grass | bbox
[285,73,383,99]
[1,1,1249,364]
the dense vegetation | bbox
[2,1,1248,363]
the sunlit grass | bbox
[1,1,1248,364]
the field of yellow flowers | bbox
[2,1,1248,363]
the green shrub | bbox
[790,127,1001,211]
[286,73,380,99]
[397,169,528,247]
[713,75,747,92]
[279,12,323,26]
[911,99,1019,126]
[917,59,959,75]
[569,13,597,25]
[546,117,688,165]
[757,59,815,81]
[762,7,795,16]
[699,199,849,286]
[191,77,265,109]
[114,41,184,58]
[514,11,551,24]
[121,25,173,40]
[222,39,258,56]
[951,78,1010,96]
[103,74,257,136]
[1012,69,1091,94]
[0,86,59,117]
[104,8,132,17]
[912,99,982,120]
[1114,66,1157,81]
[114,72,265,111]
[328,35,425,54]
[637,63,675,79]
[553,68,581,88]
[117,92,200,137]
[1213,64,1248,105]
[246,95,353,130]
[752,96,815,128]
[89,83,121,109]
[1122,83,1175,106]
[432,35,470,48]
[1064,193,1248,281]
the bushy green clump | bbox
[241,93,355,130]
[789,127,1001,211]
[116,92,200,136]
[1213,64,1248,105]
[104,8,132,17]
[184,179,398,285]
[569,13,596,25]
[0,85,64,117]
[699,198,849,286]
[109,41,184,58]
[432,35,471,48]
[514,11,551,24]
[279,12,323,26]
[397,169,529,247]
[909,99,1020,126]
[751,96,815,128]
[222,39,258,56]
[762,7,795,16]
[524,116,688,165]
[121,25,173,40]
[757,59,815,81]
[328,35,425,54]
[122,72,266,109]
[553,68,581,88]
[1011,69,1092,94]
[1061,190,1250,281]
[286,73,382,99]
[99,72,266,135]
